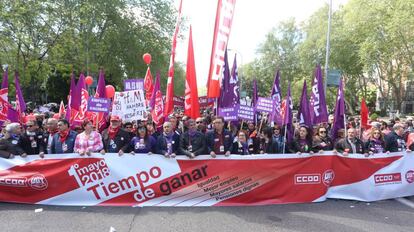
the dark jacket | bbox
[258,138,279,154]
[289,139,313,153]
[384,131,406,152]
[312,136,333,152]
[156,133,180,155]
[101,128,131,153]
[20,131,45,155]
[365,139,386,153]
[232,139,256,155]
[43,131,57,154]
[0,136,26,158]
[51,130,78,154]
[179,131,206,157]
[334,137,365,154]
[206,129,233,154]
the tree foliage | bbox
[0,0,185,105]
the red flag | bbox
[361,98,369,129]
[164,0,183,117]
[184,26,201,119]
[0,68,10,124]
[144,67,154,105]
[207,0,236,98]
[59,100,65,118]
[151,72,164,127]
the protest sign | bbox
[87,97,111,113]
[218,105,239,121]
[124,79,144,91]
[256,97,274,113]
[111,90,146,122]
[238,105,255,121]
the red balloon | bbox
[85,76,93,86]
[105,85,115,98]
[143,53,152,65]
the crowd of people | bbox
[0,109,412,159]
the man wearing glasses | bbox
[206,116,233,157]
[20,120,45,156]
[195,117,207,133]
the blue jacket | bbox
[51,130,77,154]
[206,129,233,154]
[155,133,180,155]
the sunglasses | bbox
[196,121,203,124]
[26,125,34,127]
[319,131,327,134]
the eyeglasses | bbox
[319,131,327,134]
[196,121,203,124]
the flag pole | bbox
[283,123,288,154]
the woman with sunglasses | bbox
[365,128,387,155]
[312,125,333,152]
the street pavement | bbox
[1,197,413,232]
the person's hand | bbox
[343,152,349,157]
[100,149,105,155]
[39,152,45,159]
[309,151,314,155]
[189,153,195,159]
[386,151,390,154]
[21,153,27,158]
[210,151,216,158]
[118,150,124,156]
[333,149,338,155]
[9,154,15,159]
[170,153,176,158]
[148,152,152,155]
[406,149,412,153]
[86,150,92,156]
[260,151,264,154]
[79,150,85,156]
[225,151,230,157]
[369,151,374,155]
[164,152,170,158]
[296,152,301,155]
[319,150,324,154]
[130,151,135,155]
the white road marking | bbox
[395,197,414,209]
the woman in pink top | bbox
[74,119,103,156]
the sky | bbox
[173,0,349,89]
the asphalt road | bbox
[1,198,413,232]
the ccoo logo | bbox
[28,174,48,190]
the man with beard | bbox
[179,119,206,158]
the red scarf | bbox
[108,126,120,140]
[59,129,70,143]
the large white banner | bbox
[0,152,412,206]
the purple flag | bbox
[230,54,240,104]
[310,65,328,124]
[149,71,161,110]
[283,82,293,144]
[218,50,231,108]
[71,73,81,111]
[297,80,312,128]
[95,69,107,98]
[330,78,345,140]
[6,107,19,123]
[14,72,26,117]
[65,73,76,121]
[252,78,258,107]
[270,70,282,125]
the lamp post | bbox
[324,0,333,96]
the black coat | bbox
[20,131,45,155]
[258,138,279,154]
[384,131,406,152]
[0,137,25,158]
[206,129,233,154]
[101,128,131,153]
[156,133,180,155]
[289,139,313,153]
[179,131,206,156]
[334,137,365,154]
[312,136,333,152]
[232,140,256,155]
